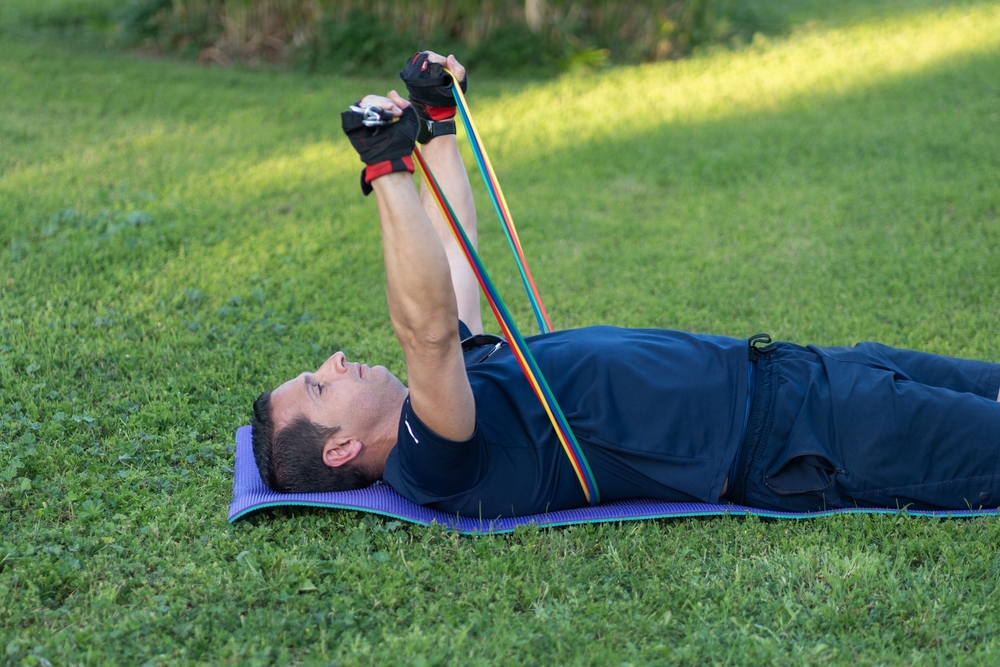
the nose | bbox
[317,351,348,376]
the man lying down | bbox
[251,52,1000,518]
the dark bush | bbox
[298,11,426,75]
[463,24,562,75]
[115,0,173,39]
[108,0,785,74]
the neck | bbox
[357,387,409,479]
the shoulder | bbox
[383,396,490,499]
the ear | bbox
[321,436,363,469]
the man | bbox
[252,52,1000,518]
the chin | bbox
[384,368,406,390]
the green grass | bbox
[3,1,1000,664]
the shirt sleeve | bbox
[458,319,472,340]
[384,397,490,502]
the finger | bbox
[359,94,402,116]
[387,90,411,110]
[359,94,393,108]
[423,51,445,64]
[446,54,466,82]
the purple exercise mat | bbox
[228,426,997,533]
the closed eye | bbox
[304,374,323,397]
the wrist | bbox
[420,105,456,121]
[361,156,415,196]
[416,117,456,144]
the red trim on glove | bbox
[364,155,415,184]
[425,106,456,121]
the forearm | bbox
[344,76,476,440]
[418,135,484,335]
[373,172,461,355]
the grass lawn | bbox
[3,0,1000,664]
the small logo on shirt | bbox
[405,418,419,443]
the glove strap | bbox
[360,156,415,196]
[416,118,456,145]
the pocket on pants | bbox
[765,454,842,495]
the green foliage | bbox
[296,10,431,76]
[1,0,784,74]
[104,0,781,73]
[114,0,173,39]
[462,23,563,75]
[0,0,120,37]
[299,16,577,77]
[2,0,1000,664]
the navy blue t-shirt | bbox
[382,324,748,517]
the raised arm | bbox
[373,172,475,441]
[403,51,483,334]
[418,133,482,334]
[404,52,483,335]
[343,92,475,442]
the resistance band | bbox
[413,147,599,505]
[446,69,553,335]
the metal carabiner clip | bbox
[348,104,395,127]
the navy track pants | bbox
[729,342,1000,512]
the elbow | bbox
[387,287,461,354]
[414,325,459,353]
[392,315,459,355]
[421,326,456,347]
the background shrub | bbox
[110,0,781,73]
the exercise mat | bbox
[228,426,997,533]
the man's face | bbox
[268,351,405,439]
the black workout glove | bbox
[341,104,419,196]
[399,51,468,143]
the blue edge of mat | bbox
[228,426,999,534]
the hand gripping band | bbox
[342,105,419,196]
[399,51,468,115]
[399,52,465,140]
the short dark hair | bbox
[251,391,375,493]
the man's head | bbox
[251,351,408,493]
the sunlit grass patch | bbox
[470,2,1000,154]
